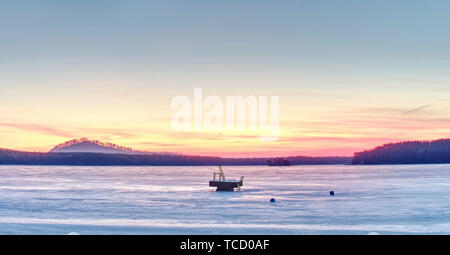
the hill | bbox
[49,138,147,154]
[352,139,450,164]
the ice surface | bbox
[0,164,449,234]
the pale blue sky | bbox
[1,0,449,84]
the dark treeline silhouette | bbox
[0,149,350,166]
[353,139,450,164]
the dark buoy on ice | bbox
[329,191,335,196]
[270,198,276,203]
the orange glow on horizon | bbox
[1,82,450,157]
[1,113,449,157]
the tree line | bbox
[352,139,450,164]
[0,149,350,166]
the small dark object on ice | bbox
[270,198,276,203]
[329,191,335,196]
[267,157,291,166]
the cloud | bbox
[0,122,74,138]
[0,122,141,140]
[277,136,404,144]
[402,104,431,115]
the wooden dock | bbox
[209,166,244,191]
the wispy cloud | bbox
[0,122,74,138]
[0,122,142,140]
[402,104,431,115]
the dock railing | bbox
[213,166,226,181]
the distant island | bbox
[267,157,292,166]
[352,139,450,165]
[0,138,350,166]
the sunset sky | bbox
[1,1,450,157]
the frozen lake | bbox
[0,164,449,234]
